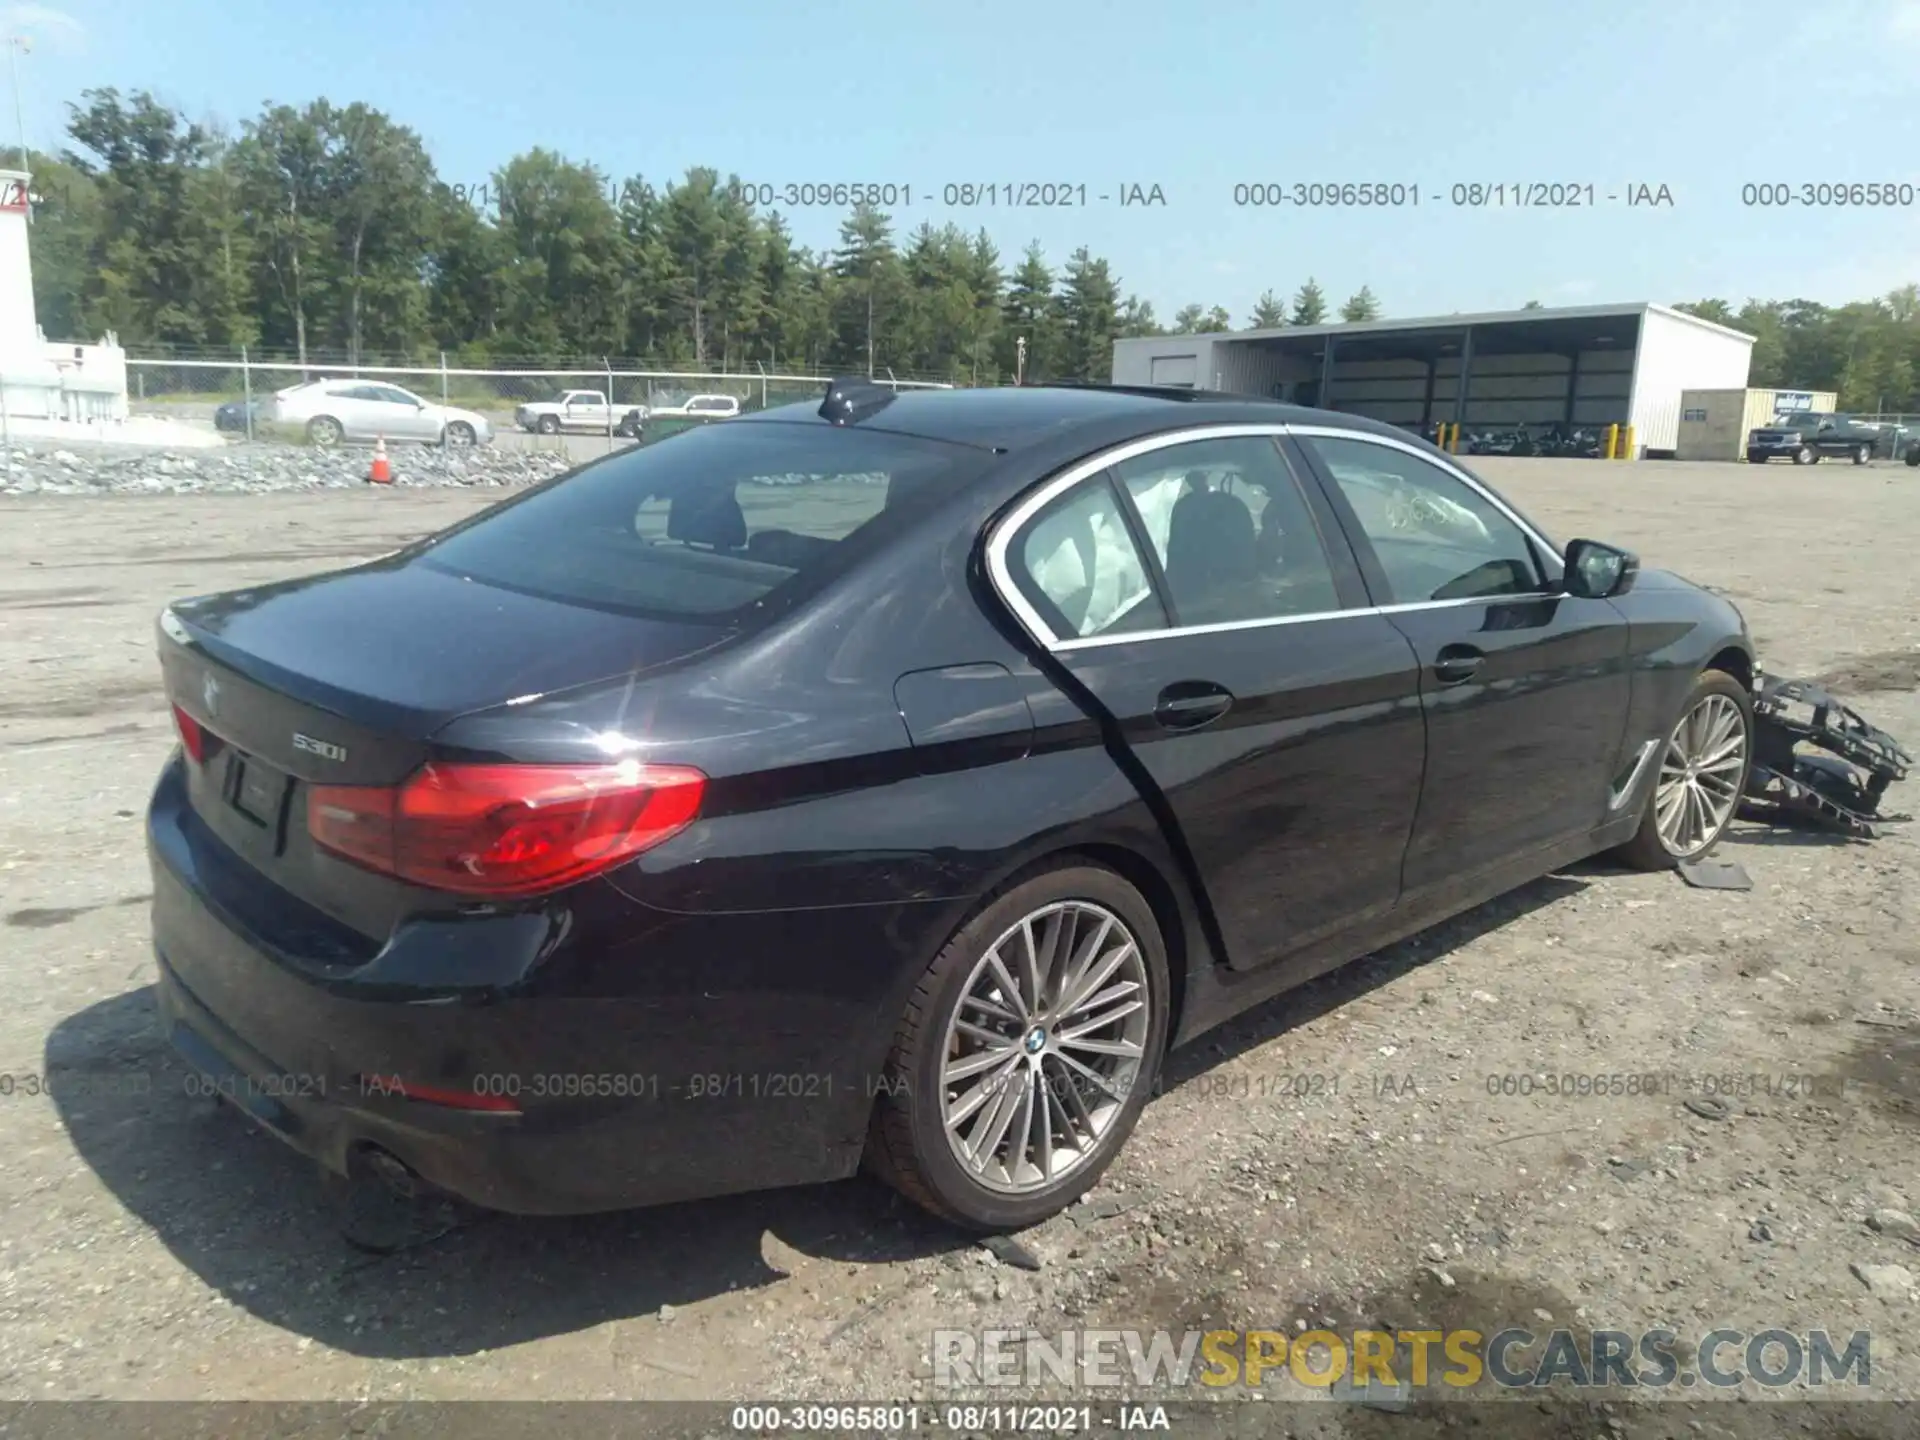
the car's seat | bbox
[1163,488,1258,622]
[1255,482,1342,612]
[667,486,747,551]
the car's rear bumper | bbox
[145,756,896,1215]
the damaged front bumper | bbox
[1742,673,1913,838]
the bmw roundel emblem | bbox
[202,672,221,716]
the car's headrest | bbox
[666,487,747,550]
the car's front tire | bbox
[866,862,1170,1231]
[443,421,477,446]
[537,414,561,435]
[1793,444,1816,465]
[1614,669,1754,871]
[307,416,344,447]
[1853,443,1872,465]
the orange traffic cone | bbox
[368,435,392,484]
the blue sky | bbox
[6,0,1919,322]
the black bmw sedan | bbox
[148,380,1758,1232]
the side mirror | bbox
[1562,538,1639,599]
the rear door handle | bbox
[1432,644,1485,685]
[1154,682,1234,730]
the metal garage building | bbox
[1110,302,1756,458]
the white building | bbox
[0,167,129,426]
[1111,302,1756,458]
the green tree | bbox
[1056,245,1121,381]
[1249,289,1287,328]
[830,202,904,374]
[323,104,437,362]
[235,102,336,364]
[1339,285,1381,322]
[24,152,101,341]
[63,88,242,345]
[1290,278,1328,326]
[999,243,1058,381]
[490,148,629,358]
[1673,298,1735,326]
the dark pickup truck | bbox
[1747,412,1884,465]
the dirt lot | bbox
[0,459,1916,1431]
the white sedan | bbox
[271,380,494,447]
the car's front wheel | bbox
[867,863,1170,1231]
[1793,444,1817,465]
[443,421,476,446]
[306,415,344,447]
[537,414,561,435]
[1615,670,1753,871]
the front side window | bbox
[1110,435,1344,625]
[416,421,993,620]
[1303,435,1548,603]
[1009,476,1166,641]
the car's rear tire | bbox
[1853,443,1872,465]
[537,414,561,435]
[1792,444,1816,465]
[1613,669,1753,871]
[444,421,476,446]
[1907,445,1920,467]
[306,416,344,447]
[865,862,1171,1232]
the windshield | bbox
[414,421,994,621]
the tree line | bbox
[18,89,1920,406]
[20,89,1384,383]
[1672,292,1920,414]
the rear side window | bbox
[1008,476,1166,640]
[415,421,993,619]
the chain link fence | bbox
[123,351,957,460]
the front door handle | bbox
[1432,644,1485,685]
[1154,681,1234,730]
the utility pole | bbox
[6,35,28,219]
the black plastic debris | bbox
[1741,676,1912,838]
[1677,855,1754,890]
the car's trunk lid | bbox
[158,558,731,940]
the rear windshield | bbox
[414,421,994,620]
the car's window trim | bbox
[985,422,1567,652]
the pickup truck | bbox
[513,390,645,437]
[1746,412,1883,465]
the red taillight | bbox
[307,761,706,898]
[172,704,208,762]
[357,1075,522,1113]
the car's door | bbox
[565,392,605,430]
[321,385,380,438]
[1291,428,1633,895]
[373,384,440,440]
[991,428,1428,972]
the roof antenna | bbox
[820,376,895,425]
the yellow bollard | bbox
[1603,424,1618,460]
[1620,424,1635,460]
[1448,423,1460,454]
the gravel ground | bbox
[0,457,1915,1435]
[0,439,575,496]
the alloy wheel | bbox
[1654,693,1748,857]
[939,900,1151,1195]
